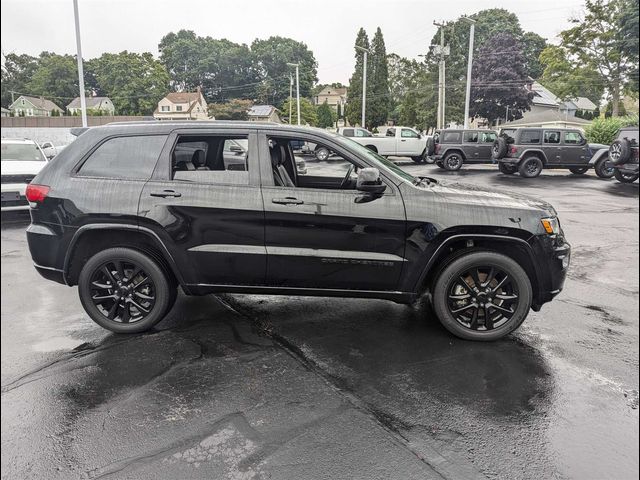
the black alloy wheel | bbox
[78,248,175,333]
[519,157,543,178]
[444,153,463,171]
[614,169,639,183]
[594,158,615,179]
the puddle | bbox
[32,336,84,352]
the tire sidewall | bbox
[595,158,615,178]
[519,157,543,178]
[614,169,639,183]
[444,153,463,171]
[432,252,533,341]
[78,248,172,333]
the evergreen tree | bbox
[346,28,370,127]
[317,100,336,128]
[368,27,390,129]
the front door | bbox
[562,130,590,165]
[478,131,497,160]
[259,132,407,292]
[138,129,266,287]
[398,128,423,156]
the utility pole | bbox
[433,21,449,130]
[355,45,372,128]
[461,16,476,129]
[73,0,87,127]
[289,74,293,124]
[287,63,300,125]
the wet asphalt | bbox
[1,162,638,480]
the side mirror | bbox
[356,168,386,195]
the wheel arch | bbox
[363,144,378,153]
[520,149,548,165]
[442,148,466,160]
[63,224,187,289]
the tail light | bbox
[509,146,518,155]
[25,184,50,204]
[435,144,441,154]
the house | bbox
[67,96,115,115]
[153,88,209,120]
[526,81,597,117]
[9,95,63,117]
[501,109,593,130]
[1,107,10,117]
[247,105,281,123]
[314,86,347,113]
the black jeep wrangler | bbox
[608,126,639,183]
[26,122,570,341]
[428,129,498,171]
[492,128,611,178]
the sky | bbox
[1,0,585,84]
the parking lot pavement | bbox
[1,164,638,479]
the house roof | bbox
[502,109,592,128]
[10,95,62,111]
[67,96,112,109]
[163,92,202,104]
[1,107,10,113]
[317,86,347,96]
[531,82,560,107]
[248,105,276,117]
[573,97,598,111]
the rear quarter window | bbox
[519,130,541,144]
[78,135,167,179]
[442,132,461,143]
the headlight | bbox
[541,217,560,235]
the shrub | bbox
[584,115,639,144]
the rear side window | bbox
[544,131,561,144]
[463,131,478,143]
[442,131,461,143]
[78,135,167,179]
[481,132,496,143]
[342,128,354,137]
[520,130,541,144]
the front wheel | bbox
[411,150,426,163]
[78,247,175,333]
[432,251,533,341]
[569,166,589,175]
[614,169,639,183]
[594,158,615,179]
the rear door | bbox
[542,130,562,164]
[478,131,497,160]
[462,131,480,160]
[562,130,590,165]
[138,128,266,287]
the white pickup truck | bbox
[337,126,428,163]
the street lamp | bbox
[355,45,372,128]
[461,16,476,129]
[73,0,87,127]
[286,63,300,125]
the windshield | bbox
[1,143,46,162]
[333,134,416,184]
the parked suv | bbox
[26,122,570,341]
[608,126,639,183]
[429,129,498,171]
[492,128,610,178]
[1,138,48,211]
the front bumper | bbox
[1,183,29,211]
[530,233,571,308]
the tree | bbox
[317,100,336,128]
[280,97,317,126]
[1,53,38,108]
[558,0,639,116]
[470,33,533,124]
[368,27,390,129]
[26,52,79,105]
[619,0,639,95]
[90,51,170,115]
[346,28,371,127]
[251,36,318,105]
[208,99,253,120]
[522,32,548,79]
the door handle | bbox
[400,139,407,142]
[150,190,182,198]
[272,197,304,205]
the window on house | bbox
[161,106,169,112]
[176,105,183,112]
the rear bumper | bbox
[26,223,67,285]
[1,183,29,211]
[498,157,520,165]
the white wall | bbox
[1,127,76,146]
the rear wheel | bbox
[594,158,615,179]
[518,157,543,178]
[443,152,463,171]
[78,247,175,333]
[569,166,589,175]
[412,150,426,163]
[432,251,533,341]
[498,163,517,175]
[614,169,639,183]
[315,147,330,161]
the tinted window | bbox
[481,132,497,143]
[543,131,561,144]
[442,131,461,143]
[78,135,167,179]
[356,129,372,137]
[385,128,396,137]
[520,130,541,144]
[463,131,478,143]
[342,128,355,137]
[564,131,583,144]
[401,128,419,138]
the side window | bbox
[543,131,561,144]
[385,128,396,137]
[463,131,478,143]
[342,128,354,137]
[564,131,583,145]
[442,132,461,143]
[172,135,249,185]
[520,130,541,144]
[401,128,419,138]
[356,129,371,137]
[78,135,167,179]
[481,132,497,143]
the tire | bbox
[614,169,639,183]
[436,161,445,169]
[569,166,589,175]
[443,152,463,171]
[498,163,516,175]
[518,157,543,178]
[492,137,508,159]
[411,150,427,163]
[609,139,631,165]
[426,137,436,156]
[432,251,533,341]
[78,247,176,333]
[315,146,330,161]
[424,155,436,164]
[594,158,615,179]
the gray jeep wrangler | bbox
[428,129,498,171]
[492,128,612,178]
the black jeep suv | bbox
[26,122,570,341]
[608,126,639,183]
[429,129,498,171]
[492,128,610,178]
